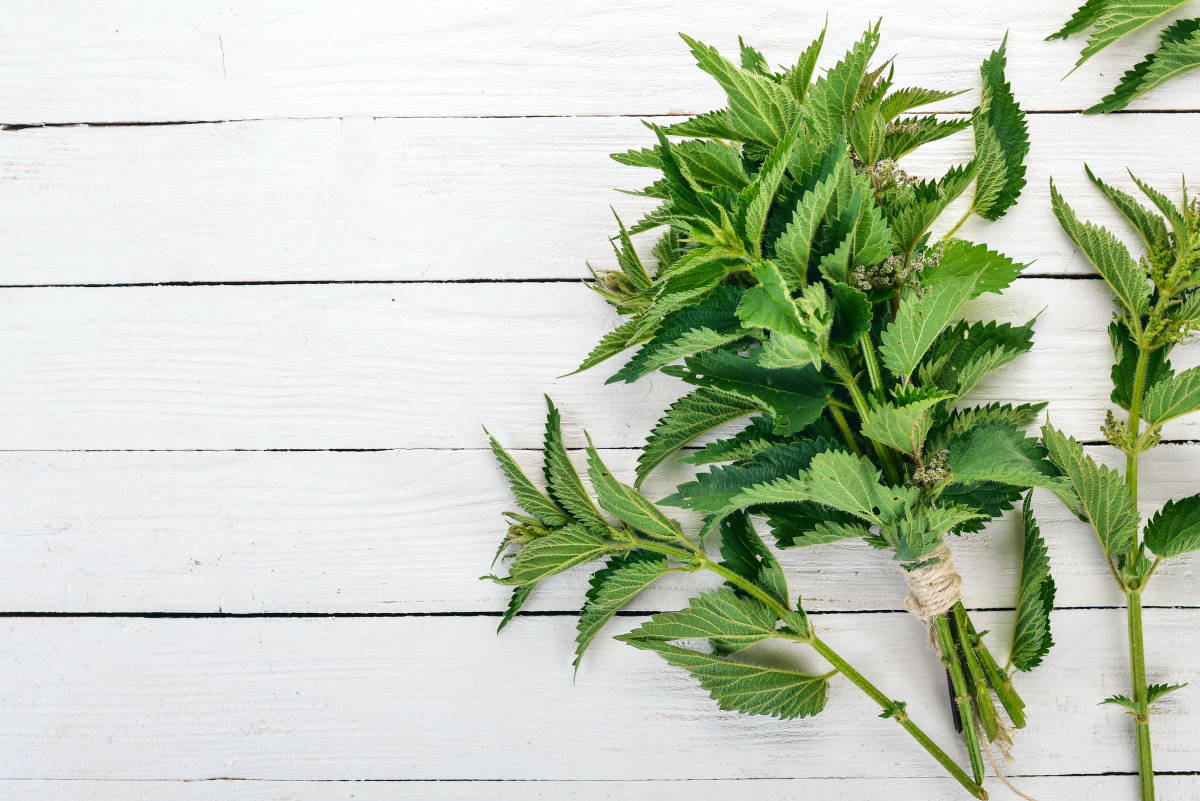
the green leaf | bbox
[638,387,758,485]
[486,429,569,526]
[918,239,1027,297]
[737,118,802,250]
[880,87,965,120]
[542,398,609,536]
[737,36,770,74]
[569,318,648,375]
[613,139,750,190]
[887,163,977,253]
[1144,493,1200,557]
[621,587,781,649]
[717,512,788,608]
[1011,492,1056,671]
[1147,682,1188,703]
[1087,18,1200,113]
[763,504,870,548]
[497,583,536,632]
[620,636,829,719]
[829,283,873,346]
[772,164,840,285]
[491,524,613,585]
[680,34,797,144]
[861,389,952,456]
[920,318,1036,398]
[946,420,1059,489]
[1050,179,1151,319]
[1110,321,1174,411]
[880,277,977,379]
[1048,0,1110,40]
[1142,365,1200,425]
[663,110,744,140]
[1101,693,1138,709]
[782,26,827,102]
[1075,1,1189,68]
[680,416,783,465]
[586,444,683,541]
[1042,425,1139,556]
[803,23,881,142]
[1084,165,1169,248]
[732,450,903,526]
[971,36,1029,220]
[667,350,829,436]
[881,115,972,161]
[575,552,671,668]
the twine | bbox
[903,544,962,623]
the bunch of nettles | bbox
[486,24,1058,799]
[1045,169,1200,801]
[1050,1,1200,112]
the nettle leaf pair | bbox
[1050,1,1200,112]
[1046,169,1200,800]
[485,25,1048,799]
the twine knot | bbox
[903,544,962,622]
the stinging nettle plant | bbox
[485,24,1060,799]
[1044,169,1200,801]
[1049,1,1200,113]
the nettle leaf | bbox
[782,26,827,102]
[638,387,758,485]
[918,239,1027,297]
[946,420,1058,489]
[681,34,797,145]
[971,36,1029,220]
[491,525,614,585]
[619,637,829,719]
[542,397,609,536]
[773,166,839,285]
[497,583,536,632]
[1088,18,1200,114]
[1142,365,1200,426]
[610,285,746,384]
[613,138,750,190]
[587,444,683,541]
[887,162,976,253]
[718,512,788,608]
[1147,682,1188,703]
[570,318,648,375]
[921,318,1036,398]
[1144,493,1200,557]
[681,415,783,465]
[575,552,672,668]
[880,277,977,379]
[663,109,745,140]
[737,118,802,250]
[1050,179,1151,319]
[1085,166,1170,249]
[1011,492,1056,671]
[764,504,870,548]
[861,389,952,455]
[882,114,971,162]
[1110,321,1174,410]
[1048,0,1110,40]
[1101,692,1138,710]
[1042,425,1139,556]
[803,24,881,142]
[929,402,1047,451]
[1075,1,1189,68]
[486,428,569,527]
[880,87,965,120]
[623,587,780,649]
[829,283,873,345]
[667,350,829,435]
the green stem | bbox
[1126,344,1150,507]
[963,612,1026,729]
[631,536,987,800]
[1128,590,1155,801]
[941,206,973,242]
[934,614,986,785]
[951,605,999,742]
[829,355,905,485]
[827,403,863,456]
[858,331,886,402]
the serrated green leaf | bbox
[1110,321,1175,410]
[718,512,789,608]
[782,26,827,102]
[486,429,569,527]
[575,552,671,668]
[1088,18,1200,113]
[620,637,829,719]
[946,420,1059,489]
[880,277,977,379]
[662,109,744,140]
[881,115,972,161]
[667,350,829,436]
[638,387,758,485]
[1050,180,1151,319]
[880,87,965,120]
[1084,165,1169,248]
[681,34,797,145]
[622,587,781,649]
[861,390,952,455]
[773,165,839,285]
[542,398,609,535]
[491,524,614,585]
[921,318,1036,398]
[887,162,977,254]
[972,36,1028,220]
[1147,682,1188,703]
[587,445,683,541]
[680,416,783,465]
[1142,365,1200,425]
[1101,693,1138,709]
[803,24,881,142]
[569,318,648,376]
[764,504,871,547]
[1144,493,1200,557]
[731,450,905,526]
[1042,425,1139,556]
[918,239,1027,297]
[737,118,802,250]
[1075,1,1189,68]
[829,282,873,346]
[1048,0,1110,40]
[1011,492,1056,671]
[497,583,536,632]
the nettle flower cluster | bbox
[485,24,1060,799]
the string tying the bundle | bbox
[903,544,962,623]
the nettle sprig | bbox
[1049,1,1200,113]
[1044,170,1200,801]
[486,25,1057,798]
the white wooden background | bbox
[1,2,1199,799]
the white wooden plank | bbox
[2,776,1191,801]
[0,279,1195,449]
[1,612,1196,779]
[0,2,1196,122]
[0,113,1190,284]
[3,445,1199,614]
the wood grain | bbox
[3,445,1199,614]
[1,613,1197,780]
[0,1,1197,122]
[0,114,1193,284]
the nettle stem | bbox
[631,536,988,800]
